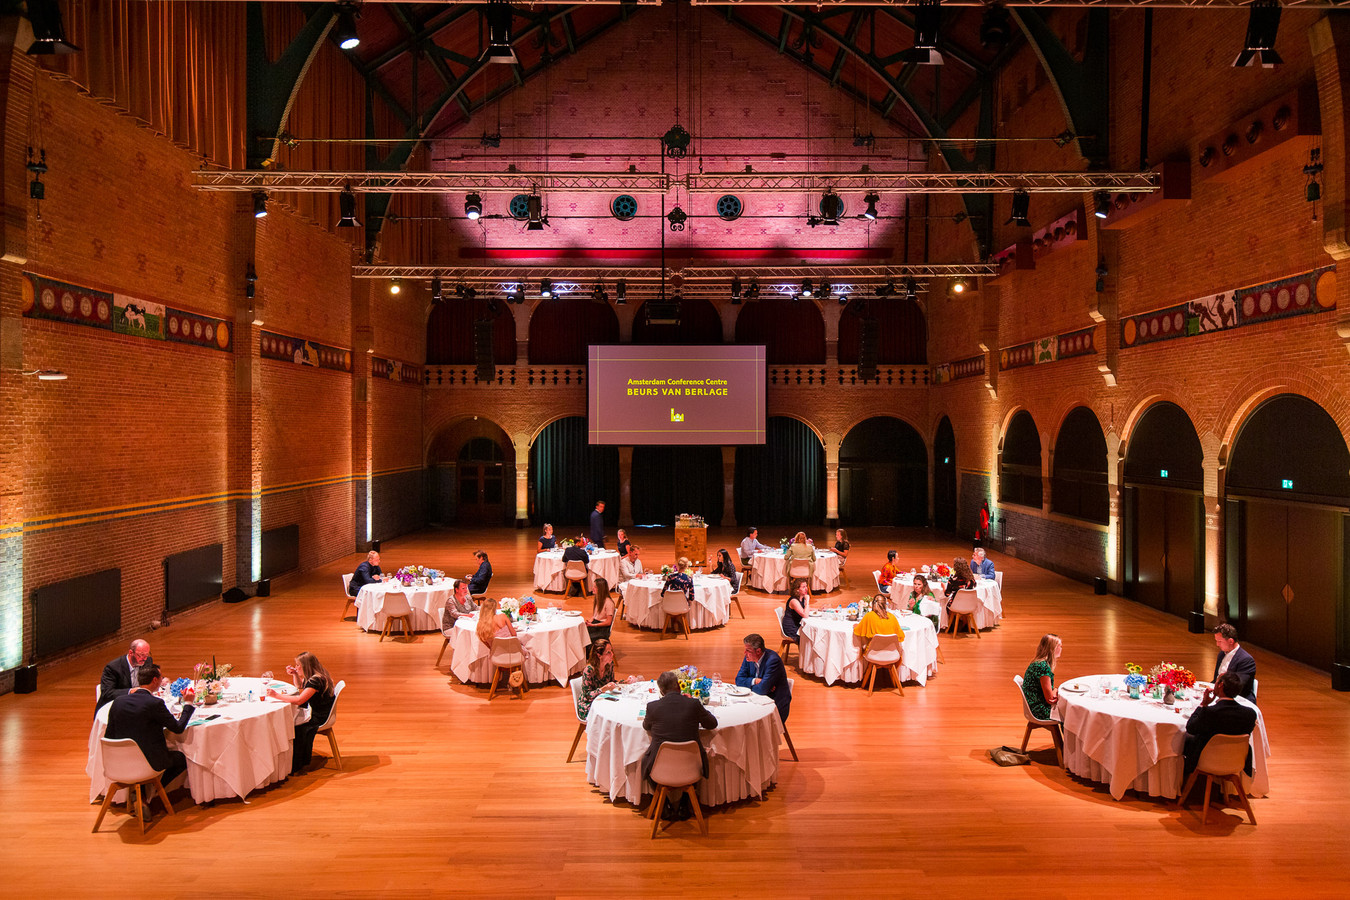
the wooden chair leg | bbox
[650,787,667,838]
[1050,725,1064,767]
[935,640,947,664]
[1228,776,1257,825]
[325,729,342,769]
[152,776,174,816]
[1020,723,1034,753]
[731,596,745,618]
[973,616,981,639]
[1176,769,1201,808]
[133,784,147,833]
[340,599,354,622]
[487,666,500,700]
[890,664,905,695]
[682,615,691,639]
[686,786,707,835]
[92,784,119,832]
[568,722,585,762]
[782,726,798,762]
[1200,775,1216,825]
[436,637,450,666]
[519,666,529,695]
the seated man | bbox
[441,581,478,631]
[1183,672,1257,779]
[878,550,902,595]
[970,546,996,579]
[738,526,770,567]
[106,664,195,788]
[618,544,643,586]
[561,542,591,566]
[736,633,792,725]
[349,550,384,596]
[1209,623,1257,702]
[98,639,152,709]
[641,670,719,818]
[465,550,492,595]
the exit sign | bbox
[1160,469,1168,478]
[1282,479,1294,490]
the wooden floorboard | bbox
[4,526,1350,897]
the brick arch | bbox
[424,415,515,466]
[840,411,928,446]
[1117,389,1206,453]
[1214,368,1350,466]
[996,404,1042,452]
[769,412,826,446]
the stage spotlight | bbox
[1007,189,1030,227]
[1094,191,1112,219]
[486,1,517,64]
[800,279,814,299]
[390,278,401,295]
[862,193,879,221]
[526,193,545,231]
[1234,1,1282,68]
[615,281,627,306]
[464,192,483,220]
[820,192,844,225]
[25,0,79,54]
[252,191,268,218]
[746,280,761,302]
[334,4,360,51]
[431,277,443,303]
[592,283,609,303]
[979,3,1011,51]
[540,279,553,299]
[731,276,743,304]
[904,278,918,302]
[950,277,969,295]
[337,187,361,227]
[898,0,944,66]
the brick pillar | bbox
[230,196,262,588]
[512,301,531,366]
[512,432,530,527]
[823,431,841,527]
[351,277,372,549]
[617,445,633,527]
[821,298,841,368]
[1309,16,1350,356]
[0,25,34,678]
[721,445,736,527]
[1105,429,1122,587]
[720,301,740,343]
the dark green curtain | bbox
[734,417,824,526]
[530,417,619,527]
[631,445,725,526]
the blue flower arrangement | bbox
[169,677,191,698]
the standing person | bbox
[349,550,384,596]
[1021,634,1062,720]
[739,527,770,566]
[641,671,719,817]
[615,528,631,558]
[98,639,153,708]
[736,634,792,725]
[978,500,991,543]
[106,664,193,787]
[538,523,556,551]
[589,500,606,548]
[465,550,492,595]
[1208,623,1257,702]
[265,652,337,775]
[878,549,902,595]
[833,528,851,587]
[970,546,996,579]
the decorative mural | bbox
[1001,326,1097,371]
[934,355,985,384]
[22,274,232,352]
[260,330,351,371]
[372,357,422,384]
[1121,266,1335,349]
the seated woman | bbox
[266,651,337,775]
[783,531,816,590]
[615,528,631,558]
[904,574,940,630]
[661,557,696,605]
[853,595,902,641]
[1022,633,1063,720]
[466,550,492,595]
[574,639,638,719]
[586,576,616,643]
[943,557,976,603]
[474,598,516,648]
[712,548,740,592]
[879,549,902,594]
[538,523,556,551]
[781,580,811,643]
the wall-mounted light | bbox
[245,264,258,300]
[667,205,688,231]
[26,147,46,201]
[23,368,67,381]
[1304,147,1323,221]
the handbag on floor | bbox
[988,745,1031,766]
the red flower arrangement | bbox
[1147,662,1196,691]
[934,564,952,578]
[519,600,537,616]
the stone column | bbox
[821,298,841,369]
[512,432,531,527]
[617,445,633,527]
[721,445,736,527]
[351,278,373,549]
[230,194,263,589]
[823,431,842,528]
[1201,436,1224,633]
[1105,429,1122,588]
[512,301,532,366]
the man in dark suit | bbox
[641,671,719,788]
[98,639,152,708]
[106,664,195,786]
[1183,672,1257,781]
[735,633,792,725]
[561,543,590,566]
[970,547,996,579]
[589,500,606,548]
[465,550,492,595]
[348,550,384,597]
[1208,623,1257,702]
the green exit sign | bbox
[1160,469,1168,478]
[1282,479,1294,490]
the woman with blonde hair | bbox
[784,531,816,590]
[662,557,695,605]
[1021,633,1063,720]
[266,651,336,774]
[475,597,516,647]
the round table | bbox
[907,575,1002,630]
[797,610,940,686]
[355,579,457,632]
[750,549,841,593]
[584,680,780,807]
[621,574,732,631]
[533,549,621,593]
[87,677,303,805]
[448,611,591,686]
[1054,674,1271,801]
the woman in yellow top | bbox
[853,595,903,639]
[783,531,816,591]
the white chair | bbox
[949,588,981,638]
[1177,733,1256,825]
[567,675,587,762]
[1251,678,1259,701]
[994,570,1004,592]
[727,574,745,619]
[782,676,799,762]
[95,683,102,704]
[487,635,527,700]
[872,570,886,596]
[435,612,458,667]
[379,591,415,642]
[340,573,355,621]
[564,560,588,599]
[787,559,811,589]
[773,605,797,666]
[316,680,345,769]
[647,740,707,838]
[860,632,904,696]
[92,738,173,834]
[660,589,691,639]
[1013,674,1064,766]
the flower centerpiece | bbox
[168,677,191,699]
[558,537,577,548]
[394,565,443,586]
[932,563,952,578]
[845,602,861,621]
[660,564,673,577]
[499,597,520,619]
[1147,662,1196,703]
[1123,663,1148,699]
[192,659,231,705]
[519,599,537,618]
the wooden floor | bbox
[5,526,1350,898]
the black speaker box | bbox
[14,665,37,694]
[222,587,249,603]
[256,579,271,597]
[858,318,879,379]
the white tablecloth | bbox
[797,611,940,686]
[355,579,457,632]
[534,550,621,592]
[621,574,732,631]
[919,575,1002,630]
[448,613,591,686]
[1055,674,1271,801]
[87,677,304,805]
[751,549,841,593]
[584,681,780,807]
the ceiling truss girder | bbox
[353,263,999,282]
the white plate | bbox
[560,610,582,617]
[726,685,751,697]
[1060,683,1088,694]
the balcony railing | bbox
[424,365,932,388]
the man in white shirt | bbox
[739,527,771,566]
[618,544,643,585]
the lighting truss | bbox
[192,170,672,194]
[686,171,1159,194]
[205,1,1350,8]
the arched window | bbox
[1051,407,1108,524]
[1000,411,1042,509]
[839,416,927,526]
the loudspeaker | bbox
[14,664,37,694]
[474,319,495,381]
[858,318,879,380]
[222,587,249,603]
[256,579,271,597]
[1093,577,1108,595]
[371,539,381,552]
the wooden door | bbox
[1284,504,1339,672]
[1163,492,1201,620]
[1133,487,1168,612]
[457,462,507,526]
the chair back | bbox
[471,574,491,597]
[660,589,690,615]
[773,605,790,640]
[100,737,162,781]
[649,740,703,788]
[342,573,354,594]
[1013,674,1052,725]
[1196,733,1251,776]
[994,571,1004,591]
[787,560,811,580]
[318,680,345,731]
[872,570,884,594]
[862,631,901,665]
[490,635,525,667]
[95,683,102,703]
[564,560,587,581]
[569,675,586,723]
[950,588,979,614]
[382,591,413,617]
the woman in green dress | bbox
[1022,633,1063,720]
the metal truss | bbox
[204,1,1350,8]
[196,169,1154,195]
[352,262,996,282]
